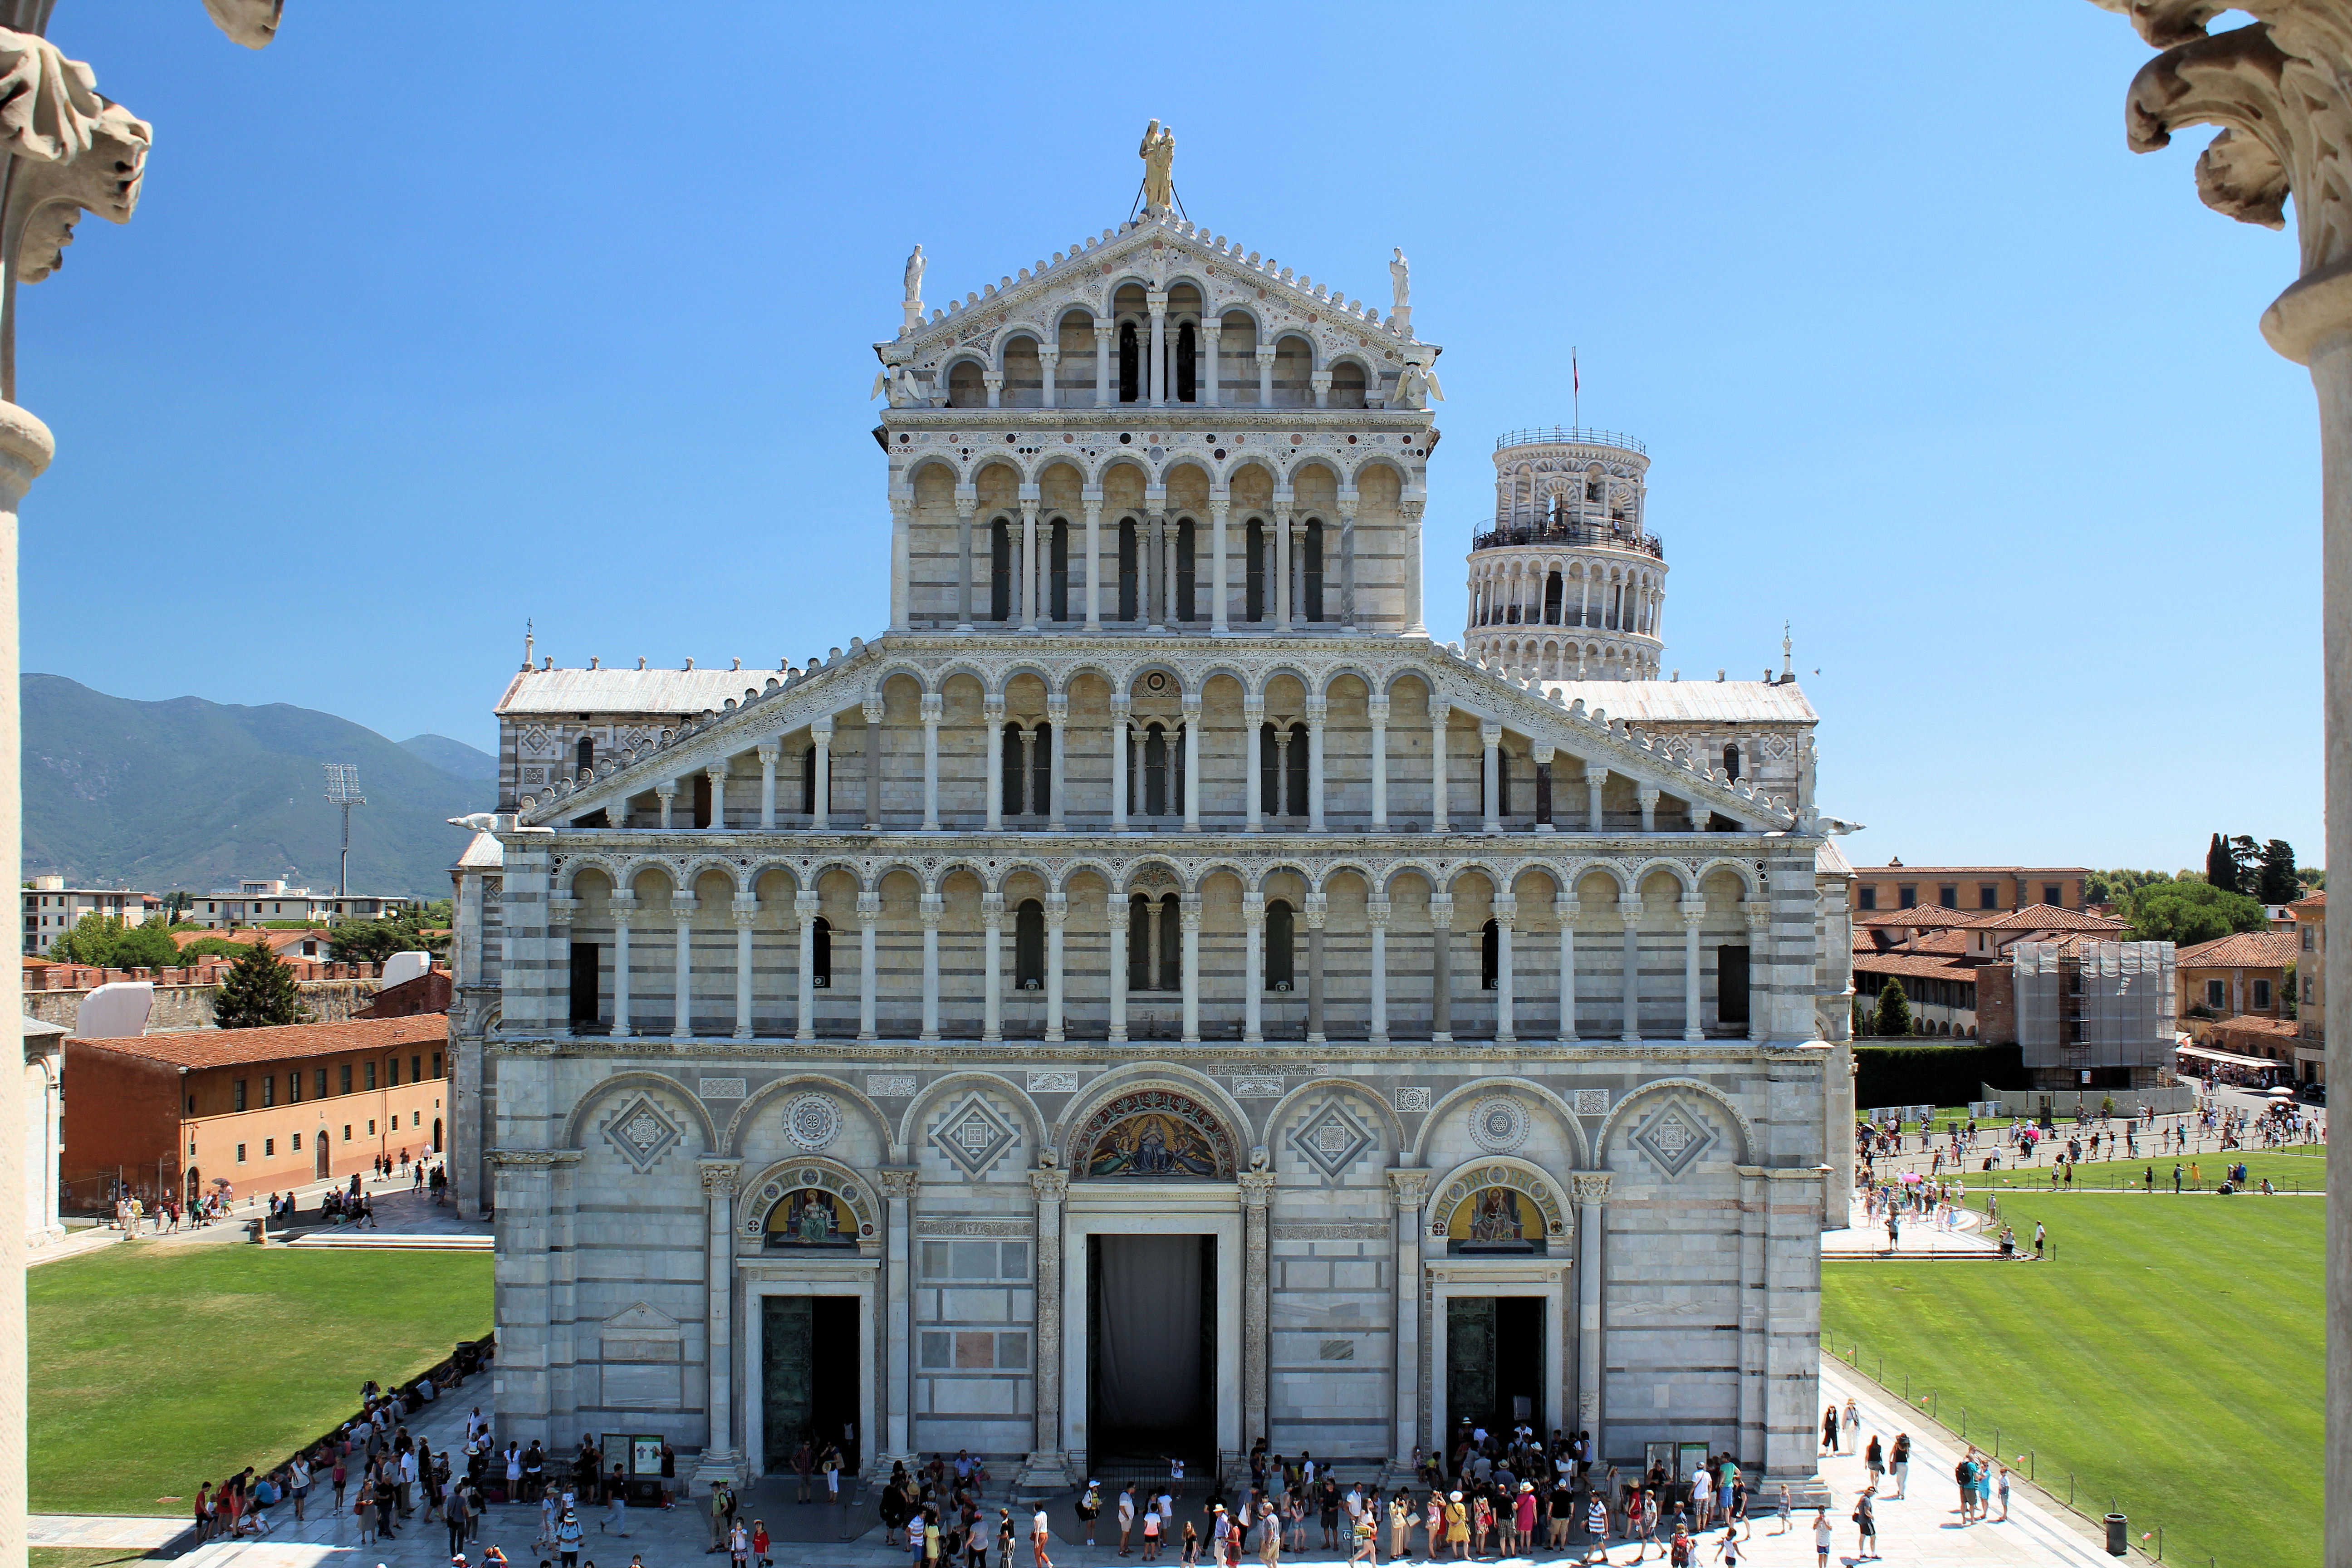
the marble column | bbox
[1020,1168,1072,1486]
[1636,784,1658,836]
[1110,702,1130,832]
[982,894,1004,1043]
[811,720,833,832]
[1555,897,1580,1042]
[671,896,696,1041]
[1039,346,1060,411]
[1145,510,1165,630]
[1368,695,1389,828]
[657,781,676,830]
[1210,498,1230,632]
[794,892,817,1042]
[758,743,779,830]
[1048,697,1068,829]
[1083,493,1104,629]
[1680,900,1707,1041]
[706,764,728,831]
[1572,1172,1610,1438]
[612,902,635,1035]
[695,1159,745,1484]
[1273,501,1293,625]
[865,700,885,830]
[731,900,756,1041]
[1367,898,1391,1043]
[1480,723,1502,833]
[1180,895,1201,1043]
[1108,892,1128,1044]
[1402,497,1427,637]
[1306,698,1328,832]
[1430,704,1450,833]
[1243,899,1265,1043]
[920,696,942,831]
[1203,320,1222,408]
[1044,897,1067,1044]
[1147,292,1167,405]
[1586,768,1605,833]
[857,892,880,1041]
[1019,500,1040,631]
[1093,321,1114,408]
[1254,346,1275,406]
[1182,699,1202,832]
[1619,901,1642,1043]
[1430,893,1454,1043]
[956,495,977,631]
[919,895,942,1042]
[1746,903,1771,1042]
[1239,1170,1275,1452]
[1304,897,1328,1044]
[1386,1170,1430,1470]
[877,1167,921,1468]
[1338,502,1357,628]
[985,696,1006,832]
[1244,699,1264,832]
[1492,897,1516,1044]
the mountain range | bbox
[22,674,499,898]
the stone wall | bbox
[29,976,384,1032]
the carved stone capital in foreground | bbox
[1570,1171,1614,1206]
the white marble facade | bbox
[455,173,1855,1499]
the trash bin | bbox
[246,1218,267,1245]
[2106,1513,2127,1556]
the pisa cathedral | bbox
[447,143,1857,1499]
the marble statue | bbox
[201,0,282,48]
[1139,119,1175,211]
[1389,247,1410,309]
[903,243,925,304]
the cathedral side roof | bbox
[1534,680,1817,725]
[496,666,772,718]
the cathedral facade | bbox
[450,153,1856,1498]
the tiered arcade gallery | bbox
[459,188,1850,1513]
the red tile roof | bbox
[1981,903,2130,932]
[68,1014,445,1068]
[1852,952,1982,985]
[1857,906,1984,929]
[2175,932,2300,970]
[2209,1014,2301,1042]
[2289,892,2328,915]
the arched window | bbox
[1143,725,1169,817]
[1246,519,1267,620]
[1014,899,1045,990]
[811,916,832,989]
[1159,892,1180,987]
[433,1116,444,1152]
[801,745,816,815]
[1544,570,1564,624]
[947,360,984,408]
[1118,322,1140,402]
[1175,320,1198,402]
[1481,918,1499,990]
[575,736,594,776]
[1032,722,1051,816]
[1303,520,1325,622]
[1722,744,1741,782]
[1329,362,1366,408]
[1265,899,1296,991]
[1285,722,1308,817]
[1049,519,1069,622]
[1125,893,1181,992]
[990,519,1013,621]
[1002,722,1027,818]
[1176,519,1197,622]
[1118,518,1140,622]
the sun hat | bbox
[1449,1492,1462,1502]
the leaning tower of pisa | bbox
[1464,426,1665,680]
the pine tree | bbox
[1872,976,1913,1039]
[1852,996,1870,1039]
[214,938,302,1029]
[2206,832,2237,893]
[2259,839,2300,904]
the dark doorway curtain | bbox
[1158,893,1181,992]
[991,520,1013,622]
[569,942,600,1026]
[1050,520,1070,622]
[1716,945,1751,1027]
[1176,521,1196,622]
[763,1295,862,1473]
[1285,724,1309,818]
[1119,520,1140,622]
[1089,1234,1213,1464]
[1303,521,1324,621]
[1119,323,1140,402]
[1175,321,1197,402]
[1015,900,1045,990]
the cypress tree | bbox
[2260,839,2300,904]
[215,939,302,1029]
[1852,995,1870,1039]
[1872,975,1913,1039]
[2206,832,2238,893]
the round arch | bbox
[1409,1077,1591,1168]
[723,1073,897,1160]
[1592,1077,1757,1169]
[561,1071,720,1155]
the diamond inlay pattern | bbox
[930,1093,1020,1178]
[603,1093,684,1172]
[1630,1099,1717,1181]
[1289,1098,1374,1179]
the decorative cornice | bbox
[1273,1220,1388,1240]
[490,1148,583,1168]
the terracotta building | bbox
[63,1015,451,1203]
[1847,864,2088,915]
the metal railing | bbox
[1470,518,1664,559]
[1493,426,1646,455]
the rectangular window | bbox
[1897,885,1916,909]
[387,1058,400,1088]
[343,1124,352,1142]
[1980,884,1999,910]
[1856,886,1877,911]
[233,1079,248,1112]
[2044,884,2063,906]
[2205,979,2227,1010]
[368,1119,376,1135]
[288,1072,302,1105]
[365,1062,377,1090]
[2305,928,2316,951]
[432,1052,443,1080]
[1716,946,1751,1026]
[186,1095,195,1115]
[262,1075,276,1108]
[292,1132,302,1151]
[235,1142,247,1163]
[413,1111,421,1128]
[2254,979,2273,1010]
[570,941,601,1025]
[412,1055,422,1085]
[341,1063,353,1095]
[264,1138,274,1156]
[1938,885,1957,909]
[2305,976,2315,1003]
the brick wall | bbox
[1975,962,2016,1045]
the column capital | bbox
[1242,695,1265,719]
[1181,694,1202,718]
[1044,896,1068,930]
[1209,496,1230,516]
[1431,700,1450,724]
[1744,902,1772,931]
[1305,696,1328,721]
[1554,897,1581,920]
[1030,1167,1071,1204]
[655,779,678,800]
[1678,900,1708,926]
[1253,345,1277,364]
[671,894,699,917]
[954,490,978,519]
[1636,783,1661,805]
[1241,897,1266,921]
[920,694,943,722]
[548,897,579,928]
[1238,1170,1277,1206]
[697,1158,744,1196]
[862,696,885,723]
[919,895,944,926]
[1491,895,1517,927]
[1428,893,1455,920]
[1179,902,1202,932]
[1618,901,1642,927]
[1046,694,1068,719]
[1569,1171,1613,1205]
[856,893,882,920]
[1367,695,1390,721]
[1386,1168,1430,1209]
[794,891,820,917]
[1532,743,1555,765]
[980,892,1005,918]
[705,762,728,782]
[1303,894,1328,930]
[812,716,835,740]
[757,740,781,763]
[1365,897,1391,929]
[1480,720,1502,744]
[983,694,1006,720]
[876,1167,921,1201]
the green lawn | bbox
[1964,1146,2327,1196]
[1823,1185,2320,1568]
[31,1245,491,1515]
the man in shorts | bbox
[1811,1508,1832,1568]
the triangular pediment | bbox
[602,1300,681,1331]
[880,211,1431,368]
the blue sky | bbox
[18,4,2317,872]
